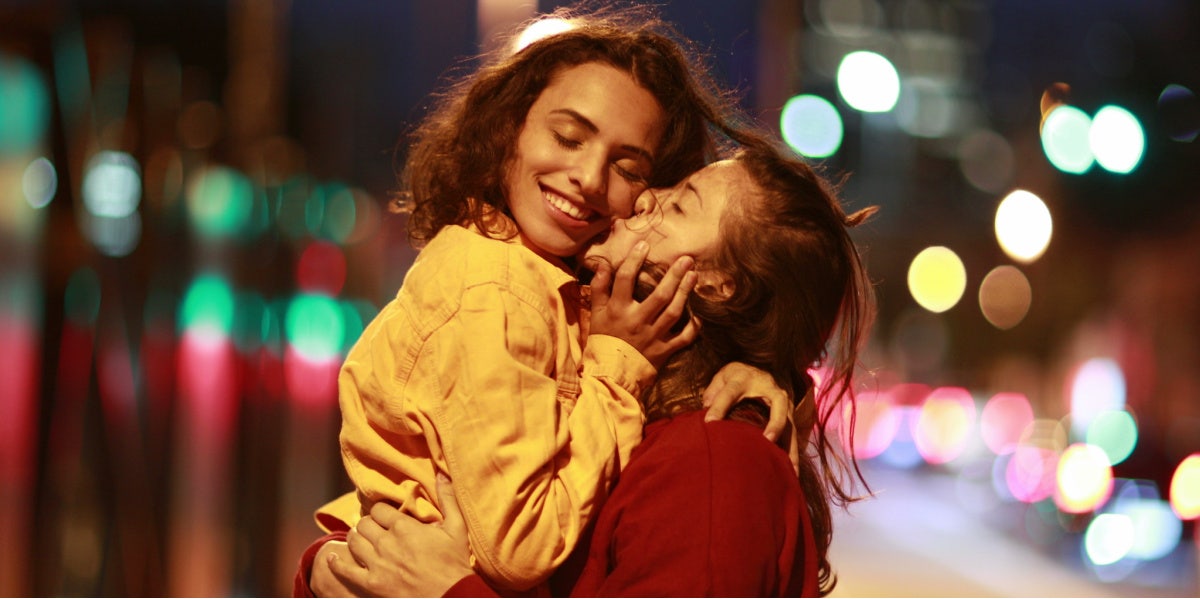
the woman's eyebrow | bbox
[549,108,655,162]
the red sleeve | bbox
[292,532,348,598]
[571,413,811,597]
[443,574,500,598]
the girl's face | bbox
[584,159,748,270]
[506,62,665,259]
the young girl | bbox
[309,5,796,594]
[313,141,879,597]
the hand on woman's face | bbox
[506,62,665,259]
[583,159,748,271]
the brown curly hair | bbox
[395,2,750,246]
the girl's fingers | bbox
[651,268,695,333]
[639,255,694,315]
[611,241,649,304]
[346,521,380,567]
[589,260,614,309]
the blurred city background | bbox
[1,0,1198,596]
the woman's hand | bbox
[327,473,474,598]
[311,540,360,597]
[588,241,699,368]
[702,363,817,476]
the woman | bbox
[314,142,878,597]
[303,4,802,595]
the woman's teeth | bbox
[545,192,594,220]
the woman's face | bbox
[507,62,665,259]
[583,159,750,270]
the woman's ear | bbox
[695,269,735,300]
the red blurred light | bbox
[296,241,347,295]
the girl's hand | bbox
[702,362,816,475]
[328,473,474,597]
[588,240,699,368]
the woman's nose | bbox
[570,152,608,198]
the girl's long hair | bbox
[640,141,877,596]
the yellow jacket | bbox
[316,223,652,591]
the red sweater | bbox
[296,411,818,597]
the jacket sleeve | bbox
[414,281,651,591]
[443,574,500,598]
[292,532,348,598]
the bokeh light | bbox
[1089,105,1144,174]
[1170,454,1200,520]
[907,246,966,313]
[980,392,1034,455]
[1084,513,1134,566]
[912,386,976,465]
[186,165,254,240]
[22,157,57,209]
[1156,84,1199,142]
[82,211,142,258]
[296,241,347,296]
[837,50,900,113]
[1067,358,1126,439]
[1055,443,1113,514]
[1006,444,1059,503]
[895,77,958,138]
[978,265,1032,330]
[957,129,1014,194]
[842,389,900,460]
[1041,105,1094,174]
[181,274,235,336]
[82,151,141,219]
[1114,497,1182,561]
[780,94,843,158]
[0,54,51,155]
[285,293,345,362]
[513,17,576,53]
[1085,409,1137,466]
[994,190,1052,263]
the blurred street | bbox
[830,465,1198,597]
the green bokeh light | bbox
[186,165,254,239]
[181,273,234,334]
[1041,105,1094,174]
[0,54,51,155]
[324,186,359,243]
[286,293,345,361]
[1086,409,1138,466]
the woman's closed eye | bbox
[613,161,648,184]
[552,131,583,149]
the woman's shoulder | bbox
[636,412,796,484]
[400,226,574,316]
